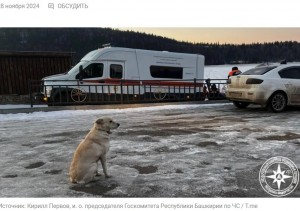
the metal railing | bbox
[29,79,228,107]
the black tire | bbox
[50,90,71,105]
[268,92,287,113]
[52,93,68,104]
[233,101,250,109]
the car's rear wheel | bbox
[268,92,287,112]
[233,101,250,109]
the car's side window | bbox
[77,63,104,79]
[278,67,300,79]
[110,64,123,79]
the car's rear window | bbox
[241,66,277,75]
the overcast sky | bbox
[120,28,300,44]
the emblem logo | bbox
[259,156,299,197]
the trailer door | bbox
[107,61,128,94]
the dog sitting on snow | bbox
[69,117,120,184]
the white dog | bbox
[69,117,120,184]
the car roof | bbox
[255,62,300,68]
[240,62,300,76]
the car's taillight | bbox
[246,78,264,84]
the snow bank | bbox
[0,103,229,122]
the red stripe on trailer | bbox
[82,78,204,87]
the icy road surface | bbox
[0,104,300,197]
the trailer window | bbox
[110,64,123,79]
[77,63,103,79]
[150,66,183,79]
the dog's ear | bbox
[95,118,103,125]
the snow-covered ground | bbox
[0,103,299,197]
[0,104,47,109]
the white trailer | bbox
[41,47,205,103]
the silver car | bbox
[226,63,300,112]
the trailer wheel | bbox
[153,92,166,100]
[153,87,167,100]
[71,88,87,102]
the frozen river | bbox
[0,103,299,197]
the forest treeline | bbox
[0,28,299,65]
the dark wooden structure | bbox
[0,51,73,95]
